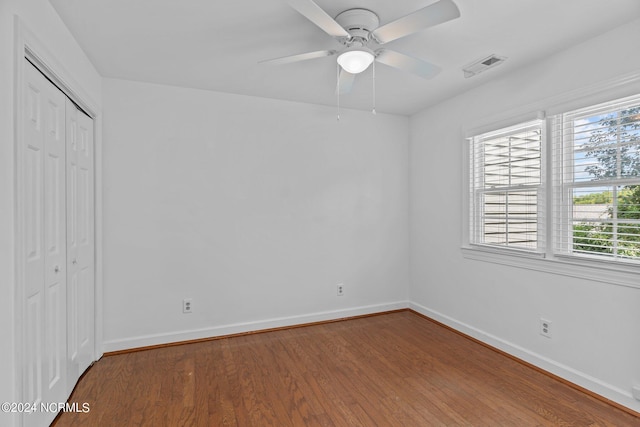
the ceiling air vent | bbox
[462,54,506,78]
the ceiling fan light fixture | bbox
[337,47,375,74]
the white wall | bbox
[102,78,409,351]
[0,1,102,426]
[409,19,640,411]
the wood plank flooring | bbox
[52,311,639,426]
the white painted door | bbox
[66,100,95,389]
[22,59,68,427]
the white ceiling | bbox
[51,0,640,116]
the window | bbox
[552,94,640,263]
[467,93,640,269]
[469,121,544,251]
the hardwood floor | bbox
[53,311,638,426]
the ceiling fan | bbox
[261,0,461,95]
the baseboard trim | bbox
[408,302,640,418]
[102,301,410,355]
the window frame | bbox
[469,120,546,253]
[552,97,640,264]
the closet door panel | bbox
[44,79,67,396]
[23,64,45,415]
[23,69,44,305]
[66,107,78,373]
[77,114,94,364]
[22,59,68,427]
[66,100,95,387]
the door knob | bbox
[54,265,60,273]
[72,259,77,265]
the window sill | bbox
[461,246,640,290]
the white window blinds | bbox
[469,120,544,251]
[552,94,640,262]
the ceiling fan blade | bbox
[371,0,460,44]
[260,49,337,65]
[337,69,356,95]
[288,0,350,39]
[375,49,441,79]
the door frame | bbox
[13,16,103,416]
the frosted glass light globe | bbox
[337,48,375,74]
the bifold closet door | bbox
[21,59,96,427]
[66,99,95,390]
[22,59,68,427]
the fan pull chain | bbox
[336,63,341,121]
[372,60,377,115]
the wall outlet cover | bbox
[540,318,552,338]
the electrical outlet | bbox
[540,318,552,338]
[337,284,344,296]
[183,298,193,314]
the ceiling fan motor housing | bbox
[335,9,380,44]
